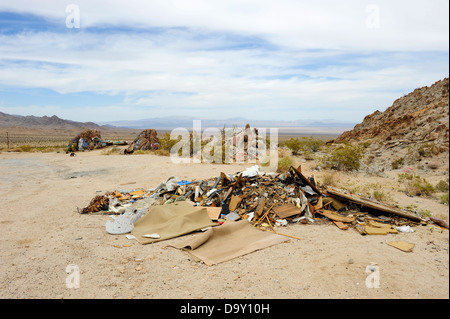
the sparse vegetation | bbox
[284,136,324,156]
[321,143,364,171]
[277,156,294,173]
[320,170,339,187]
[399,173,437,197]
[158,132,179,152]
[284,138,302,155]
[372,190,387,202]
[391,157,405,169]
[101,147,121,155]
[440,193,449,205]
[435,179,449,192]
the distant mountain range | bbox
[98,116,356,134]
[0,111,105,130]
[0,111,355,135]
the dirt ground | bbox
[0,149,448,299]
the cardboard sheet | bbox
[132,202,218,244]
[170,220,289,265]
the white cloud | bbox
[0,0,448,122]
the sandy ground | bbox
[0,149,448,300]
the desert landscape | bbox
[0,79,448,300]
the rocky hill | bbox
[333,78,449,171]
[0,112,103,130]
[0,112,139,137]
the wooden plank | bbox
[317,210,356,223]
[229,195,243,211]
[273,204,300,219]
[255,197,266,219]
[325,187,424,222]
[333,221,349,230]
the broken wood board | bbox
[322,196,346,211]
[387,241,415,252]
[364,221,398,235]
[228,195,243,211]
[255,197,266,219]
[313,196,323,211]
[196,207,222,220]
[318,210,356,223]
[333,221,349,230]
[324,187,424,223]
[273,204,300,219]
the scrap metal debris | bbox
[79,164,431,236]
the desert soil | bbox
[0,149,448,299]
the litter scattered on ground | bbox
[124,128,159,154]
[66,129,127,153]
[78,164,443,264]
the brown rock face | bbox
[334,78,449,154]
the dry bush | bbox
[320,170,339,187]
[277,156,294,173]
[321,143,364,171]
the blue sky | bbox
[0,1,448,124]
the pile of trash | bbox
[79,164,438,238]
[124,129,159,154]
[67,129,127,152]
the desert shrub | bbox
[284,138,302,155]
[360,141,371,149]
[435,179,449,192]
[301,136,324,153]
[418,209,433,218]
[101,147,121,155]
[440,193,449,205]
[284,136,324,156]
[159,132,179,151]
[372,190,387,202]
[19,145,33,152]
[406,176,436,197]
[398,172,415,182]
[321,143,364,171]
[391,157,404,169]
[153,149,170,156]
[406,142,439,162]
[133,149,153,155]
[321,170,338,187]
[277,156,294,173]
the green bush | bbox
[391,157,404,169]
[19,145,33,152]
[284,138,302,155]
[440,193,449,205]
[407,176,436,197]
[284,136,324,156]
[322,143,364,171]
[159,132,179,151]
[435,179,449,192]
[277,156,294,173]
[301,136,324,153]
